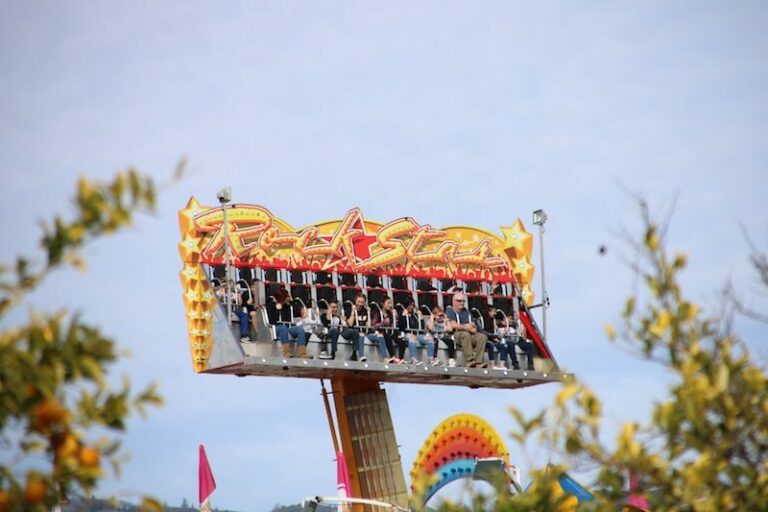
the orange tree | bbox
[423,202,768,511]
[0,171,165,511]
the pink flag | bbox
[336,451,352,512]
[626,495,651,511]
[625,470,650,511]
[199,445,217,506]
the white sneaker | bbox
[493,365,507,370]
[448,358,457,367]
[359,356,367,362]
[430,359,442,366]
[413,359,424,366]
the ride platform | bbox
[211,353,564,390]
[178,197,567,509]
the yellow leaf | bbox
[561,495,579,512]
[77,177,93,200]
[690,340,700,356]
[624,297,636,317]
[715,366,730,392]
[685,302,699,322]
[620,422,636,446]
[604,323,616,340]
[41,324,54,343]
[66,253,88,272]
[650,310,671,337]
[556,384,579,406]
[139,497,163,512]
[646,227,659,251]
[69,225,84,243]
[673,253,688,269]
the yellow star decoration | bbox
[178,196,209,238]
[178,235,203,263]
[500,219,533,260]
[178,196,216,372]
[500,219,537,305]
[519,284,535,306]
[512,255,535,286]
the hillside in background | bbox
[61,495,334,512]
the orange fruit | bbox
[78,446,100,468]
[54,433,80,460]
[33,399,67,429]
[0,489,10,512]
[24,476,46,503]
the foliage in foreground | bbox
[421,203,768,511]
[0,171,164,511]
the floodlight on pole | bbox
[532,209,548,341]
[217,187,233,326]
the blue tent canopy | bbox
[523,470,595,503]
[557,473,594,502]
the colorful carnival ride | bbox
[178,194,569,509]
[410,414,518,504]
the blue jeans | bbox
[236,310,250,337]
[487,341,508,362]
[367,334,390,358]
[327,327,339,356]
[276,324,306,346]
[509,337,535,369]
[340,327,364,355]
[408,334,435,360]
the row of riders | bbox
[216,280,535,371]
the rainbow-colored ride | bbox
[411,414,513,503]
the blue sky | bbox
[1,1,767,510]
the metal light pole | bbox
[217,187,233,325]
[532,209,548,341]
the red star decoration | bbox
[312,214,378,271]
[350,221,378,262]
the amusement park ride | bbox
[178,190,575,510]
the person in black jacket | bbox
[320,301,343,359]
[266,288,309,358]
[371,297,401,363]
[509,320,535,371]
[216,279,251,342]
[344,294,368,361]
[482,305,509,370]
